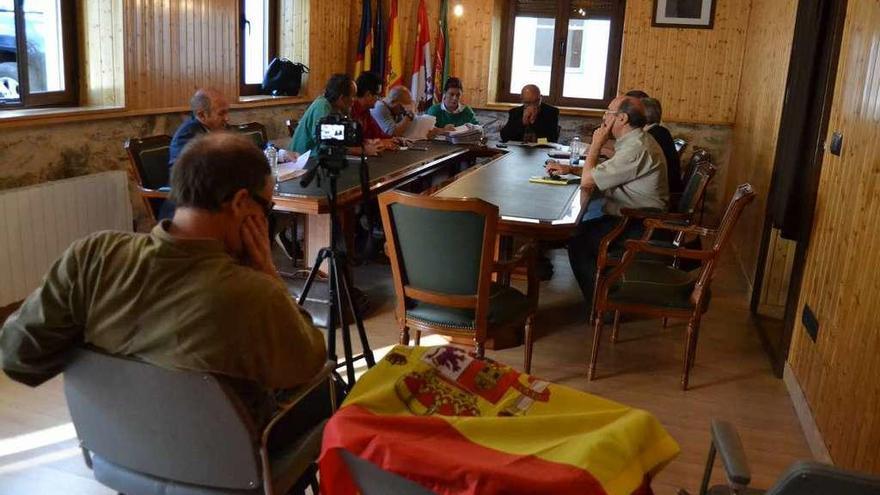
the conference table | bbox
[273,141,473,266]
[272,141,585,267]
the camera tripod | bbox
[297,155,376,389]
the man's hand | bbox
[364,139,384,156]
[523,105,538,125]
[591,122,612,150]
[241,215,278,279]
[381,138,400,151]
[545,160,572,176]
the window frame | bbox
[239,0,279,97]
[1,0,79,110]
[497,0,625,109]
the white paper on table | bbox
[448,123,483,136]
[403,115,437,140]
[277,150,310,182]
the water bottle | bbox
[570,136,581,166]
[264,143,279,190]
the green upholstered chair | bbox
[378,190,539,373]
[124,134,172,224]
[589,183,756,390]
[683,420,880,495]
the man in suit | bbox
[500,84,560,143]
[168,88,231,167]
[642,97,684,198]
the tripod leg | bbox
[297,248,330,306]
[330,257,357,386]
[338,260,376,367]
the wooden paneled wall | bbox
[344,0,752,125]
[788,0,880,473]
[724,0,798,288]
[80,0,125,107]
[619,0,750,124]
[123,0,238,110]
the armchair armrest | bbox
[260,361,336,447]
[698,420,751,495]
[139,187,170,200]
[619,207,690,222]
[643,218,714,238]
[623,239,713,261]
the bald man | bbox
[169,88,231,167]
[546,95,669,309]
[499,84,560,143]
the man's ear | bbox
[228,189,251,217]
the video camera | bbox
[300,113,363,187]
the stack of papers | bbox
[447,124,483,144]
[403,115,437,140]
[276,150,310,182]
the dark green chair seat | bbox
[609,261,701,310]
[406,283,530,330]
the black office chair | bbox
[234,121,269,148]
[125,135,172,223]
[64,349,336,495]
[679,420,880,495]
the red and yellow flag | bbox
[384,0,404,89]
[320,345,680,495]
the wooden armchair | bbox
[589,183,756,390]
[682,148,711,184]
[591,162,717,321]
[233,121,269,148]
[378,190,539,372]
[124,135,172,223]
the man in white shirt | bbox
[546,95,669,310]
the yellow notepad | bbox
[529,175,579,185]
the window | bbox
[240,0,278,96]
[499,0,624,108]
[0,0,77,109]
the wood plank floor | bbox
[0,248,812,494]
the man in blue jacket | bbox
[169,88,231,167]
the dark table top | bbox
[275,142,467,199]
[434,145,583,233]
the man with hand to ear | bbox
[1,132,328,437]
[546,95,669,312]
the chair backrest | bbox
[286,118,299,138]
[767,461,880,495]
[124,135,172,190]
[676,161,716,216]
[64,349,263,490]
[681,147,712,183]
[690,184,755,306]
[378,191,498,334]
[234,121,269,148]
[673,138,688,157]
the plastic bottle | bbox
[264,143,279,190]
[570,136,581,166]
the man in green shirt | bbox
[1,132,327,423]
[426,77,479,129]
[289,73,381,156]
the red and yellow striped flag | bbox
[384,0,404,89]
[320,345,680,495]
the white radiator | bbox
[0,171,133,306]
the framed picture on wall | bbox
[652,0,716,29]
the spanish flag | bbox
[354,0,373,75]
[320,345,680,495]
[385,0,404,89]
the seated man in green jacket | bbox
[426,76,479,129]
[289,73,381,156]
[1,132,328,431]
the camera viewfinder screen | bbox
[320,124,347,141]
